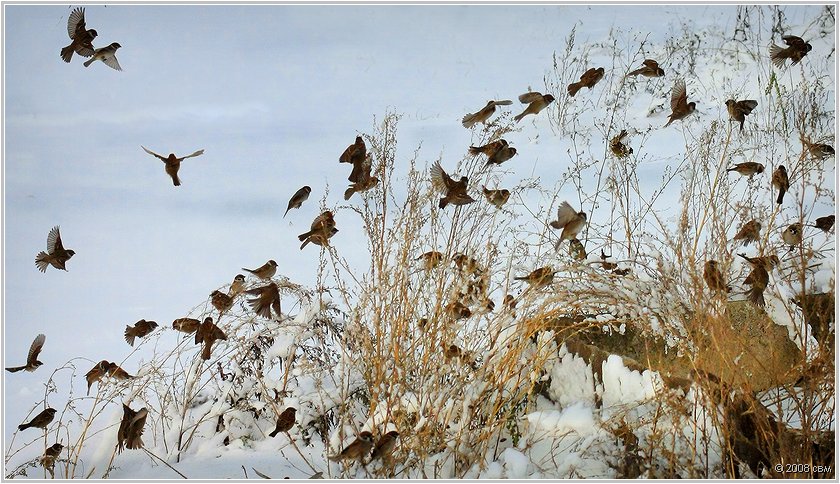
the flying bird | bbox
[35,226,75,273]
[345,155,379,200]
[83,42,122,70]
[141,146,204,186]
[725,99,758,132]
[703,260,730,295]
[268,407,297,437]
[733,220,761,246]
[18,408,56,431]
[811,215,835,233]
[430,161,475,209]
[284,186,311,217]
[664,79,696,127]
[462,100,513,128]
[6,333,46,373]
[782,223,803,251]
[739,254,778,307]
[369,430,400,462]
[726,162,764,177]
[771,165,789,204]
[626,59,665,77]
[482,186,510,209]
[567,67,605,97]
[117,404,148,453]
[769,35,812,68]
[339,136,366,165]
[469,140,516,167]
[60,7,97,63]
[550,201,587,249]
[124,320,158,347]
[195,317,227,360]
[513,92,555,123]
[328,431,374,462]
[242,260,278,280]
[246,282,282,320]
[514,266,557,288]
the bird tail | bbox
[201,342,212,360]
[60,45,74,63]
[567,82,582,97]
[298,230,312,242]
[625,68,642,77]
[83,57,94,67]
[283,208,290,218]
[438,198,448,209]
[124,326,136,347]
[344,186,355,201]
[513,112,525,123]
[461,114,476,128]
[468,146,482,156]
[299,238,311,250]
[18,423,31,431]
[769,44,787,68]
[663,117,673,128]
[747,287,766,307]
[172,174,181,187]
[513,276,528,281]
[776,187,786,204]
[35,252,50,273]
[268,429,280,438]
[6,366,26,373]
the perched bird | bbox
[124,320,158,347]
[811,215,835,233]
[782,223,803,251]
[600,249,618,271]
[550,201,587,248]
[303,226,339,249]
[703,260,730,294]
[83,42,122,70]
[210,290,234,314]
[664,79,696,127]
[800,136,835,160]
[482,186,510,209]
[769,35,812,68]
[229,274,246,297]
[468,139,508,157]
[35,226,75,273]
[339,136,366,165]
[6,333,46,373]
[569,238,586,261]
[117,404,148,453]
[242,260,278,280]
[195,317,227,360]
[738,253,780,271]
[514,266,557,288]
[444,344,462,360]
[60,7,96,63]
[626,59,665,77]
[172,317,201,335]
[733,220,761,246]
[430,161,475,209]
[105,362,134,380]
[141,146,204,187]
[725,99,758,132]
[40,443,63,475]
[85,360,110,395]
[567,67,605,97]
[344,155,379,200]
[445,300,472,320]
[246,282,282,320]
[726,162,764,177]
[739,254,778,308]
[503,294,517,311]
[268,407,297,437]
[18,408,56,431]
[299,211,337,249]
[369,430,400,462]
[328,431,374,462]
[453,253,482,275]
[462,100,513,128]
[513,92,555,123]
[417,251,443,270]
[772,165,789,204]
[609,129,633,158]
[284,186,311,217]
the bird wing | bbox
[492,100,513,106]
[180,149,205,161]
[554,201,579,227]
[27,334,46,364]
[141,146,167,162]
[100,51,122,71]
[518,92,543,104]
[738,100,758,113]
[67,7,85,40]
[782,35,806,49]
[670,79,687,111]
[46,226,63,252]
[76,44,96,58]
[642,59,659,68]
[430,161,451,193]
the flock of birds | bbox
[7,6,837,476]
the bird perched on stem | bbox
[18,408,56,431]
[781,223,802,251]
[462,100,512,128]
[246,282,282,320]
[83,42,122,70]
[345,154,379,200]
[299,211,337,249]
[513,92,555,123]
[550,201,587,249]
[6,334,46,373]
[567,67,604,97]
[569,238,587,261]
[482,186,510,209]
[733,220,761,246]
[417,251,443,270]
[117,404,148,453]
[35,226,75,273]
[369,431,400,463]
[469,139,516,167]
[810,215,835,233]
[769,35,812,68]
[739,253,779,308]
[242,260,278,280]
[172,317,201,335]
[329,431,374,463]
[609,129,633,158]
[211,290,234,314]
[771,165,789,204]
[800,135,835,160]
[626,59,665,77]
[41,443,63,477]
[430,161,475,209]
[268,407,297,437]
[514,266,557,288]
[124,320,158,347]
[229,274,246,297]
[726,162,764,177]
[725,99,758,132]
[141,146,204,186]
[703,260,730,295]
[284,186,311,217]
[60,7,96,63]
[195,317,227,360]
[339,136,366,165]
[664,79,696,127]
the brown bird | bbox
[195,317,227,360]
[485,145,517,167]
[550,201,587,248]
[445,300,472,320]
[6,333,46,373]
[345,155,379,200]
[60,7,97,63]
[229,274,246,297]
[569,238,586,261]
[105,362,134,380]
[417,251,444,270]
[703,260,730,294]
[328,431,374,462]
[772,165,789,204]
[303,226,339,249]
[445,344,462,360]
[600,249,618,271]
[124,320,158,347]
[769,35,812,68]
[468,139,508,157]
[568,67,605,97]
[482,186,510,209]
[725,99,758,132]
[35,226,75,273]
[514,266,557,288]
[738,253,780,271]
[141,146,204,186]
[298,211,337,249]
[117,404,148,453]
[268,407,297,437]
[626,59,665,77]
[782,223,803,251]
[503,294,517,311]
[246,282,282,320]
[242,260,278,280]
[83,42,122,70]
[339,136,366,165]
[462,100,513,128]
[733,220,761,246]
[85,360,110,395]
[664,79,696,127]
[609,129,633,158]
[739,254,778,308]
[41,443,63,475]
[369,430,400,462]
[172,317,201,335]
[430,161,475,209]
[453,253,482,275]
[811,215,835,233]
[18,408,56,431]
[726,161,765,177]
[211,290,234,314]
[800,135,835,160]
[514,92,556,123]
[284,186,311,217]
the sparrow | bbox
[769,35,812,68]
[284,186,311,217]
[800,135,835,160]
[772,165,789,204]
[703,260,730,294]
[417,251,443,270]
[444,344,462,360]
[83,42,122,70]
[229,274,246,297]
[513,92,556,123]
[18,408,56,431]
[195,317,227,360]
[210,290,234,314]
[514,266,557,288]
[811,215,835,233]
[739,254,778,308]
[485,145,517,167]
[117,404,148,453]
[468,139,508,158]
[299,211,337,249]
[609,129,633,158]
[35,225,75,273]
[503,294,517,311]
[626,59,665,77]
[567,67,605,97]
[782,223,803,251]
[85,360,110,395]
[445,300,472,320]
[462,100,513,128]
[725,99,758,132]
[246,282,282,320]
[106,362,134,380]
[60,7,97,63]
[124,320,158,347]
[141,146,205,186]
[733,220,761,246]
[328,431,374,462]
[569,238,587,261]
[303,226,339,249]
[430,161,475,209]
[242,260,278,280]
[550,201,587,247]
[726,162,764,177]
[339,136,366,165]
[600,249,618,270]
[369,431,399,462]
[453,253,482,274]
[268,407,297,437]
[41,443,63,475]
[6,333,45,373]
[664,79,696,127]
[344,157,379,200]
[482,186,510,209]
[738,253,780,271]
[172,317,201,335]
